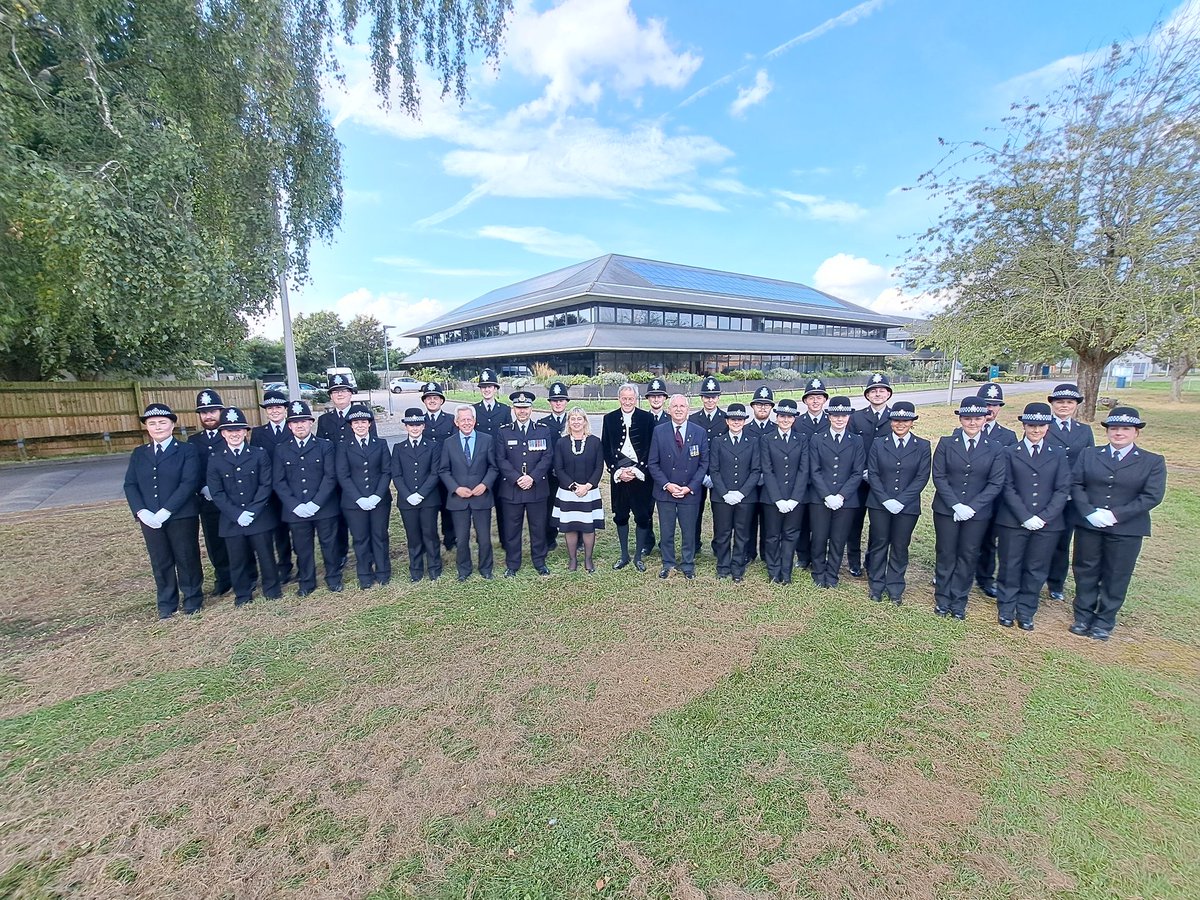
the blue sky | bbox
[261,0,1194,351]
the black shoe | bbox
[298,588,314,597]
[981,585,999,599]
[481,572,493,580]
[457,575,469,583]
[613,556,631,570]
[210,586,232,598]
[732,575,743,583]
[951,612,966,620]
[546,540,558,552]
[430,573,441,582]
[717,573,730,580]
[1090,628,1111,641]
[683,571,694,580]
[871,594,885,603]
[1049,590,1065,602]
[998,617,1014,627]
[1069,622,1090,636]
[848,566,863,577]
[934,606,948,616]
[410,575,422,583]
[443,542,456,551]
[535,565,551,576]
[504,569,517,578]
[893,597,903,606]
[633,556,646,572]
[658,568,670,579]
[359,581,373,590]
[377,577,390,587]
[585,564,596,574]
[1018,621,1034,631]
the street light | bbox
[382,325,395,415]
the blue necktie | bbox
[463,437,472,461]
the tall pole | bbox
[280,272,300,400]
[329,342,338,367]
[382,325,394,416]
[946,347,958,405]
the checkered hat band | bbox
[1105,414,1142,425]
[1020,413,1054,423]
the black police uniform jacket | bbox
[272,436,340,523]
[124,439,202,519]
[759,429,809,504]
[473,400,512,435]
[795,411,830,438]
[208,444,279,537]
[1071,445,1167,537]
[1044,417,1095,466]
[866,435,932,515]
[931,430,1007,518]
[422,410,458,445]
[391,437,443,509]
[539,411,570,441]
[997,441,1072,530]
[647,408,671,428]
[601,407,656,476]
[709,431,762,503]
[335,436,393,509]
[850,406,892,444]
[494,419,554,503]
[745,418,775,440]
[316,408,377,445]
[186,427,225,493]
[689,408,728,444]
[981,421,1018,447]
[806,430,866,506]
[251,421,292,459]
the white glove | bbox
[236,510,255,527]
[366,494,382,510]
[863,469,869,479]
[702,474,713,489]
[883,498,905,515]
[293,504,313,518]
[200,485,212,500]
[723,491,743,505]
[824,494,843,510]
[787,499,801,513]
[136,509,161,529]
[1096,508,1117,527]
[632,467,645,481]
[302,502,320,517]
[355,496,372,510]
[406,493,423,506]
[1022,516,1046,530]
[951,503,976,522]
[153,508,172,525]
[775,499,789,513]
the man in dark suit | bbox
[759,398,809,584]
[708,403,761,582]
[689,376,727,554]
[273,400,343,595]
[1069,407,1166,641]
[806,396,866,589]
[392,408,444,582]
[645,378,671,426]
[495,390,555,576]
[440,405,498,581]
[865,401,931,605]
[847,373,894,577]
[124,403,204,619]
[421,381,458,551]
[974,382,1019,597]
[649,394,709,579]
[601,383,657,571]
[187,388,233,597]
[316,373,373,568]
[1043,383,1095,601]
[540,381,571,551]
[251,389,294,584]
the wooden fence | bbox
[0,381,265,461]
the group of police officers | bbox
[125,368,1165,641]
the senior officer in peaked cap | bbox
[187,388,234,596]
[708,403,761,582]
[207,406,282,607]
[273,400,344,596]
[496,390,555,576]
[252,389,294,584]
[806,396,865,589]
[124,403,205,619]
[392,407,444,583]
[974,381,1018,599]
[646,378,671,426]
[759,397,809,585]
[994,402,1073,631]
[336,403,392,589]
[847,372,894,577]
[540,381,572,551]
[1043,383,1094,602]
[690,376,728,555]
[1069,407,1166,641]
[745,384,776,563]
[421,380,458,552]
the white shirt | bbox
[1055,417,1072,432]
[620,412,636,461]
[961,433,978,452]
[894,435,908,449]
[154,437,174,453]
[1110,445,1131,462]
[1023,438,1042,457]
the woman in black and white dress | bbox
[552,407,605,572]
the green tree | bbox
[292,311,345,373]
[903,20,1200,420]
[342,315,386,371]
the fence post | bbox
[131,380,144,416]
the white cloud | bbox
[775,190,867,223]
[332,288,451,349]
[374,256,518,278]
[812,253,946,317]
[477,225,603,259]
[657,193,727,212]
[705,176,757,195]
[730,69,773,118]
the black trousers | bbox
[399,506,442,580]
[932,513,991,615]
[761,502,802,582]
[198,499,231,593]
[657,500,699,574]
[140,515,204,618]
[712,500,754,577]
[794,501,812,568]
[343,505,391,586]
[975,517,1001,590]
[289,516,342,592]
[437,484,455,548]
[612,477,654,528]
[501,498,549,571]
[747,502,765,561]
[997,525,1058,623]
[227,530,281,605]
[1072,528,1143,631]
[692,484,717,554]
[452,507,494,578]
[845,482,871,569]
[808,503,854,587]
[866,509,919,600]
[1045,525,1075,593]
[545,477,559,546]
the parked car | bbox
[264,382,321,399]
[390,377,422,393]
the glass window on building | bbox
[664,310,678,327]
[616,307,632,325]
[648,310,663,326]
[598,305,615,323]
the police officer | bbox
[123,403,204,619]
[645,378,671,426]
[496,390,555,576]
[745,385,776,562]
[974,382,1018,598]
[847,373,894,577]
[1043,383,1094,601]
[1069,407,1166,641]
[421,380,458,551]
[995,403,1072,630]
[649,394,709,579]
[806,396,865,589]
[540,381,572,551]
[317,373,373,568]
[273,400,344,595]
[708,403,761,582]
[187,388,233,596]
[601,383,657,571]
[689,376,727,554]
[865,401,931,605]
[337,403,392,589]
[474,368,512,545]
[794,377,830,571]
[392,407,444,583]
[252,389,294,584]
[930,398,1006,619]
[208,406,282,607]
[759,398,809,585]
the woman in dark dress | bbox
[552,407,605,572]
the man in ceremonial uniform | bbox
[495,390,555,576]
[124,403,204,619]
[645,378,671,425]
[1043,383,1094,601]
[708,403,761,582]
[601,383,657,571]
[273,400,343,595]
[745,385,776,562]
[974,382,1018,598]
[251,389,294,584]
[187,388,233,597]
[649,394,709,579]
[392,408,444,582]
[421,380,457,551]
[759,397,809,585]
[540,381,572,551]
[440,405,498,582]
[806,396,866,589]
[847,373,894,577]
[689,376,727,554]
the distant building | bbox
[403,254,905,377]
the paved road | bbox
[0,381,1058,514]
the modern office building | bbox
[403,254,904,376]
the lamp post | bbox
[382,325,394,415]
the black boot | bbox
[612,524,631,569]
[634,526,653,572]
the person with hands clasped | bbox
[1068,407,1166,641]
[648,394,709,580]
[806,396,865,589]
[208,406,281,607]
[336,404,392,589]
[551,407,606,573]
[930,397,1007,620]
[392,408,444,583]
[708,403,761,583]
[441,405,498,582]
[759,398,809,585]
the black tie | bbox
[361,439,368,450]
[835,433,841,444]
[675,427,684,449]
[154,443,163,457]
[1032,444,1040,458]
[967,438,976,455]
[1112,448,1120,461]
[1060,421,1069,432]
[207,430,216,440]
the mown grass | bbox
[0,386,1197,897]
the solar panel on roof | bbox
[618,259,844,309]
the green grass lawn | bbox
[1,388,1197,897]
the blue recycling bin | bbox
[1116,376,1128,389]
